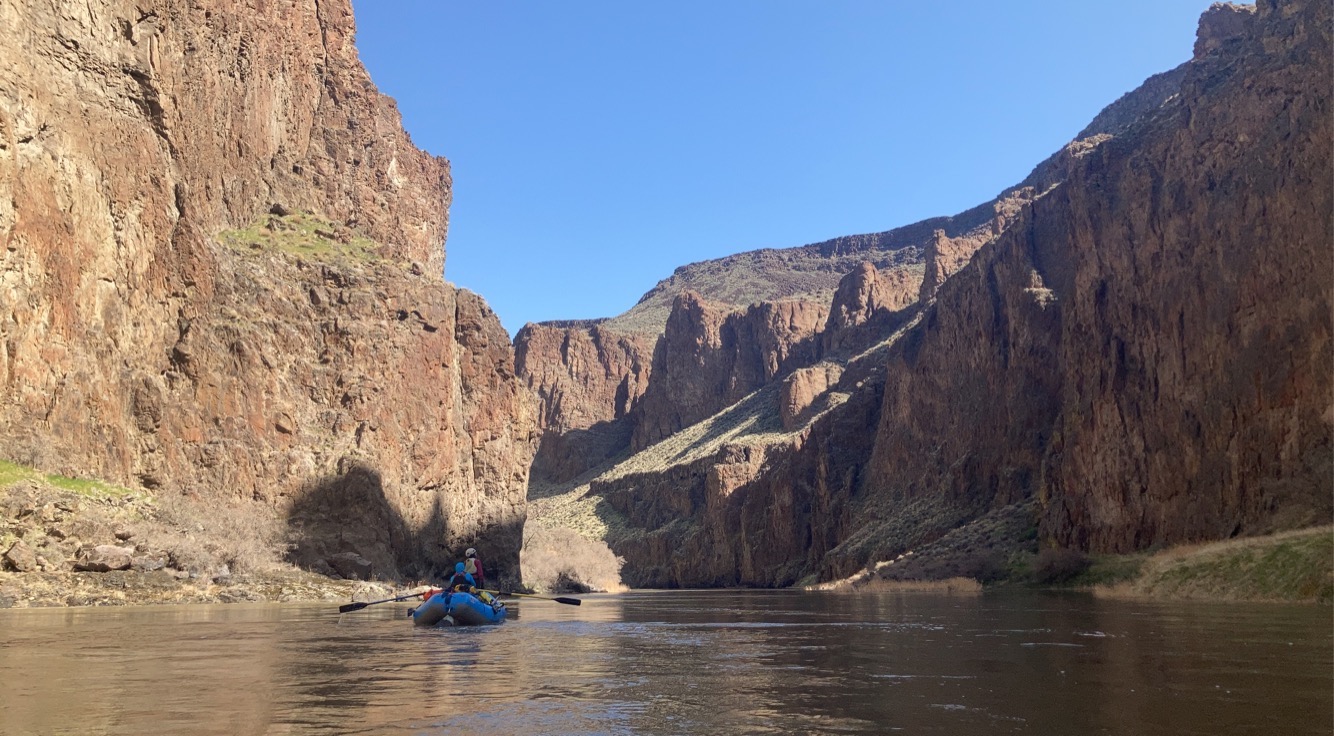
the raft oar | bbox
[480,588,581,606]
[338,590,433,614]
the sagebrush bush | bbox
[135,492,288,575]
[521,525,626,593]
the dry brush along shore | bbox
[0,465,404,608]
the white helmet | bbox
[465,548,476,557]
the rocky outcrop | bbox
[822,262,921,354]
[1195,2,1259,58]
[607,221,952,335]
[515,321,653,482]
[629,293,828,451]
[917,228,991,302]
[516,321,653,433]
[779,364,844,431]
[0,0,532,580]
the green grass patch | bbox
[43,473,136,499]
[1069,553,1147,587]
[0,459,30,487]
[1102,527,1334,603]
[0,458,138,500]
[219,212,382,265]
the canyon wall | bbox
[1034,0,1331,550]
[572,0,1330,586]
[862,0,1331,560]
[0,0,532,578]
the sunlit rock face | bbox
[0,0,532,577]
[629,293,830,452]
[514,321,653,484]
[859,0,1331,561]
[821,262,921,355]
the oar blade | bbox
[554,597,582,606]
[338,601,370,614]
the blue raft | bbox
[412,589,508,627]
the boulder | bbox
[4,540,37,573]
[73,545,135,572]
[131,555,167,572]
[328,552,373,580]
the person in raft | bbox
[463,547,486,590]
[446,562,476,593]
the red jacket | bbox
[465,557,485,584]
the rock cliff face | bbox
[629,293,829,451]
[888,0,1327,566]
[515,321,652,483]
[1033,0,1332,551]
[515,321,653,434]
[0,0,531,578]
[822,262,921,354]
[535,0,1331,588]
[857,0,1332,561]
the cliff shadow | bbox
[284,461,524,585]
[528,417,634,494]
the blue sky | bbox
[351,1,1210,335]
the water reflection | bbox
[0,591,1328,735]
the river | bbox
[0,590,1328,735]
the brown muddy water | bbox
[0,590,1329,735]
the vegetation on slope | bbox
[0,460,137,499]
[219,211,384,265]
[819,522,1332,604]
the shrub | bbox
[521,525,626,593]
[1032,547,1091,584]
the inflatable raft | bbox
[411,589,508,627]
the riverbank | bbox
[1089,526,1333,604]
[812,524,1332,604]
[5,460,1329,607]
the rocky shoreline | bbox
[0,469,412,609]
[0,568,387,609]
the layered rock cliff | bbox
[0,0,531,579]
[527,0,1331,588]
